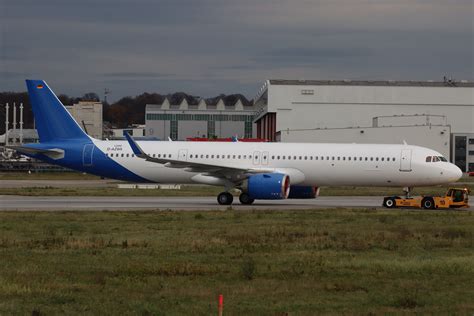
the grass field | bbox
[0,184,472,197]
[0,172,101,181]
[0,209,472,314]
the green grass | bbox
[0,184,472,197]
[0,209,472,314]
[0,172,101,180]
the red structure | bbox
[255,112,276,142]
[186,137,268,142]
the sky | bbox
[1,0,473,101]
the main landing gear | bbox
[238,192,255,205]
[217,192,255,205]
[217,192,233,205]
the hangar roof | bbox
[269,79,474,88]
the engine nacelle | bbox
[244,173,290,200]
[288,186,320,199]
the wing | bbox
[124,133,272,179]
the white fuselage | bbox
[93,140,462,187]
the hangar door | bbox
[399,149,412,172]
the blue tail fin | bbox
[26,80,90,142]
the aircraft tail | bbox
[26,80,90,142]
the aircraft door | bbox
[178,149,188,161]
[399,149,412,172]
[261,151,269,165]
[82,144,94,167]
[253,151,261,165]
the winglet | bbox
[124,132,146,157]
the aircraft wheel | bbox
[384,197,396,208]
[217,192,233,205]
[422,198,435,209]
[239,193,255,205]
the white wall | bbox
[268,84,474,134]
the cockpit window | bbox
[432,156,440,162]
[438,156,447,162]
[426,156,432,162]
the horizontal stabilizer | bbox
[6,145,65,160]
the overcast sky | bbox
[1,0,473,101]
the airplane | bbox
[8,80,463,205]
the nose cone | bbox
[448,164,463,182]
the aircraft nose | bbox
[449,164,463,182]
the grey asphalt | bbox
[1,195,472,211]
[0,180,119,188]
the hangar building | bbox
[254,79,474,172]
[146,95,257,140]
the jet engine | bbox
[242,173,290,200]
[288,186,320,199]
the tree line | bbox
[0,91,252,135]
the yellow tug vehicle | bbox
[383,188,470,209]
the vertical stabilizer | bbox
[26,80,89,142]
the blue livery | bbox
[21,80,149,182]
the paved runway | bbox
[1,195,472,211]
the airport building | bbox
[65,101,103,139]
[254,79,474,171]
[145,95,257,140]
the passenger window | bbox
[370,157,373,161]
[332,157,335,160]
[282,156,286,160]
[243,155,246,159]
[232,155,236,159]
[304,156,307,160]
[337,157,340,161]
[211,155,214,158]
[315,156,318,160]
[376,157,379,161]
[392,158,396,161]
[126,154,129,157]
[381,157,384,161]
[272,156,275,160]
[343,157,346,161]
[299,156,302,160]
[294,156,297,160]
[206,155,209,158]
[348,157,351,161]
[288,156,292,160]
[238,155,241,159]
[277,156,280,160]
